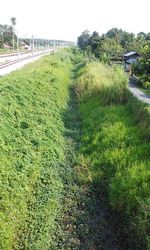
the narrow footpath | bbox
[128,77,150,105]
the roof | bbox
[3,44,11,48]
[124,51,139,57]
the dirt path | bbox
[128,77,150,105]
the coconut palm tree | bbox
[11,17,16,51]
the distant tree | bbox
[11,17,16,51]
[146,33,150,40]
[77,28,149,65]
[101,37,123,60]
[0,24,5,48]
[77,30,90,50]
[106,28,124,43]
[0,24,14,48]
[137,32,146,39]
[120,32,136,51]
[133,42,150,86]
[87,31,102,58]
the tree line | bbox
[77,28,150,61]
[0,17,16,49]
[78,28,150,87]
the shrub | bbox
[132,42,150,88]
[143,81,150,89]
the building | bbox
[3,43,12,49]
[20,41,31,50]
[123,51,140,73]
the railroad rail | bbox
[0,49,54,70]
[0,50,32,58]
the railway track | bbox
[0,49,54,70]
[0,50,32,58]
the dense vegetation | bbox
[0,17,17,49]
[77,28,150,62]
[0,50,74,249]
[78,28,150,89]
[132,42,150,88]
[76,61,150,249]
[0,48,150,249]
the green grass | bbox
[76,62,129,104]
[76,62,150,249]
[0,48,13,54]
[140,87,150,97]
[0,49,150,249]
[0,49,73,249]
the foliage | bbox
[10,17,16,51]
[0,47,150,249]
[78,27,150,63]
[77,30,91,50]
[86,31,102,58]
[132,42,150,87]
[0,49,73,249]
[0,24,16,48]
[76,61,150,249]
[106,28,136,51]
[101,37,123,61]
[10,17,16,27]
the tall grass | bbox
[76,62,150,249]
[76,62,128,104]
[0,49,73,249]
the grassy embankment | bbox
[0,48,150,249]
[76,61,150,249]
[0,49,75,249]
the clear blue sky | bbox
[0,0,150,41]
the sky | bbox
[0,0,150,42]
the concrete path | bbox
[128,77,150,105]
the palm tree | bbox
[11,17,16,51]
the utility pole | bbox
[11,17,16,52]
[30,38,32,49]
[32,35,34,56]
[13,32,15,52]
[36,37,38,51]
[17,31,19,58]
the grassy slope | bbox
[0,50,73,249]
[76,61,150,249]
[0,50,150,250]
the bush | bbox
[143,81,150,89]
[132,42,150,88]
